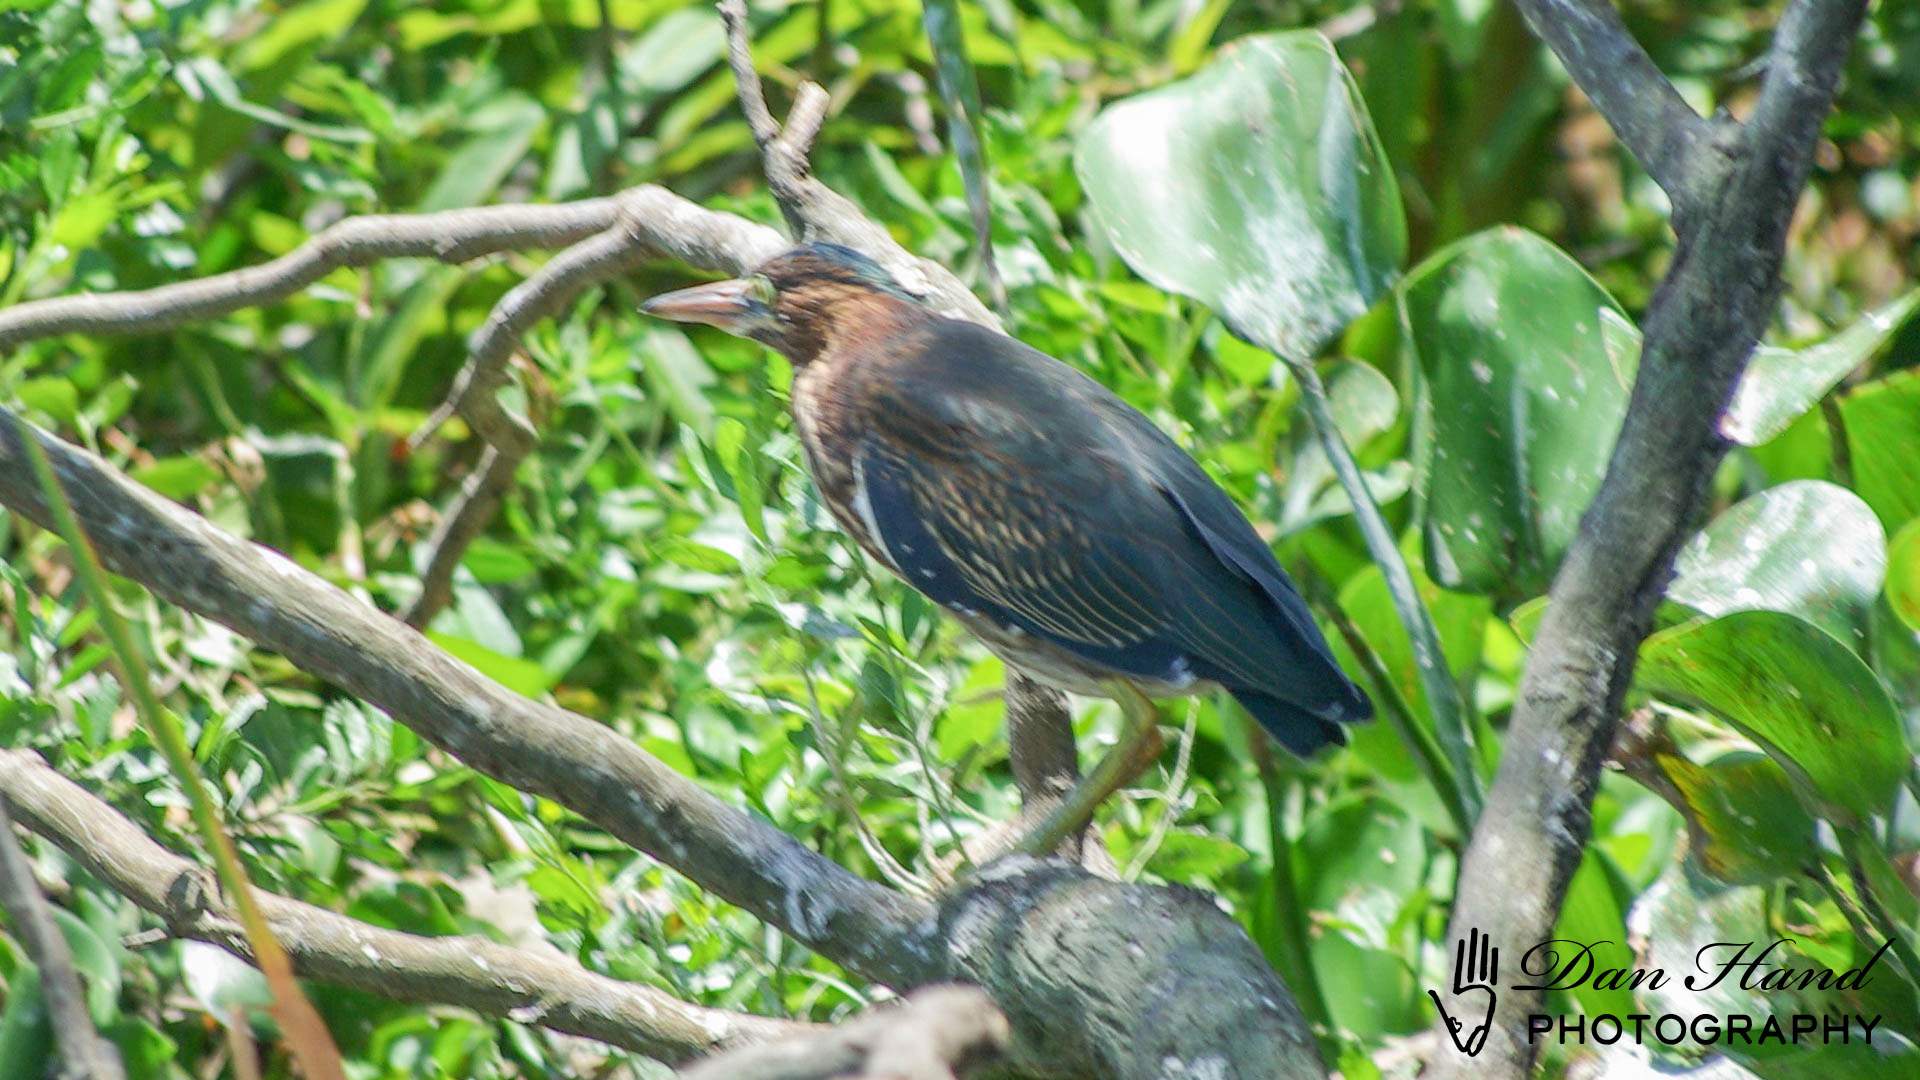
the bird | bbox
[642,243,1371,846]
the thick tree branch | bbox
[1511,0,1714,208]
[0,406,1320,1077]
[677,986,1007,1079]
[0,795,126,1080]
[0,749,808,1063]
[1431,2,1868,1077]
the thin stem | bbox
[1282,356,1483,821]
[12,414,348,1080]
[1303,571,1472,837]
[1248,726,1333,1041]
[1836,827,1920,996]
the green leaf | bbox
[15,376,80,426]
[1888,519,1920,634]
[461,538,536,584]
[922,0,1001,308]
[427,632,554,698]
[1076,30,1406,361]
[131,455,221,499]
[233,0,370,73]
[51,906,120,1024]
[1841,369,1920,533]
[1279,360,1398,529]
[1405,227,1637,596]
[1620,734,1820,885]
[414,93,544,212]
[1638,611,1907,827]
[1725,289,1920,445]
[1668,480,1887,647]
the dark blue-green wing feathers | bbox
[855,320,1371,755]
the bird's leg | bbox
[1012,682,1164,858]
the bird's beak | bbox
[640,279,765,335]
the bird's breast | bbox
[790,363,890,565]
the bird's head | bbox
[640,243,918,365]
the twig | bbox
[0,796,127,1080]
[717,0,996,328]
[1432,3,1870,1076]
[403,188,787,626]
[0,198,632,349]
[12,413,348,1080]
[1510,0,1716,209]
[676,985,1008,1079]
[0,749,812,1062]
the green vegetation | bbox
[1,0,1918,1077]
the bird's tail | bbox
[1232,687,1368,757]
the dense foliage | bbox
[2,0,1919,1077]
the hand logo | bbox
[1429,927,1498,1057]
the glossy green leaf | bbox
[1842,369,1920,532]
[426,632,554,698]
[1638,610,1907,826]
[1888,519,1920,634]
[1279,360,1402,532]
[1724,289,1920,445]
[921,0,1001,309]
[1075,30,1406,360]
[1407,227,1637,596]
[1621,739,1819,884]
[1667,480,1887,647]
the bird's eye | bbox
[747,275,777,306]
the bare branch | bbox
[0,795,126,1080]
[0,199,627,349]
[716,0,996,328]
[399,186,786,625]
[1512,0,1714,208]
[0,406,1323,1077]
[1432,2,1869,1076]
[0,749,810,1063]
[676,985,1008,1080]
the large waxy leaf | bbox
[1620,737,1819,885]
[1889,519,1920,634]
[1075,30,1406,361]
[1405,227,1638,596]
[1667,480,1887,648]
[1637,610,1907,827]
[1723,289,1920,445]
[1841,369,1920,533]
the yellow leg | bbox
[1015,682,1165,858]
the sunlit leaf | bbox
[1076,30,1406,361]
[1638,611,1907,826]
[1724,288,1920,445]
[1841,370,1920,533]
[1668,480,1887,647]
[1405,227,1637,596]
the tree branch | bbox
[1511,0,1715,208]
[0,198,631,349]
[0,795,126,1080]
[677,986,1007,1079]
[0,750,808,1062]
[0,404,1321,1077]
[1431,2,1868,1076]
[404,187,786,626]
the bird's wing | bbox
[850,351,1196,685]
[848,319,1369,747]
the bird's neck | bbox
[778,291,930,369]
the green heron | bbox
[643,244,1370,848]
